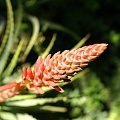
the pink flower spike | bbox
[0,43,108,102]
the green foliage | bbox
[0,0,14,75]
[0,0,120,120]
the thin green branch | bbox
[22,15,40,61]
[41,33,56,59]
[14,2,23,42]
[3,38,24,76]
[73,34,90,49]
[41,20,81,41]
[0,0,14,75]
[0,0,13,55]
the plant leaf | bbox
[7,97,67,106]
[22,15,40,61]
[3,38,24,76]
[0,112,17,120]
[14,1,23,43]
[0,112,37,120]
[0,0,14,75]
[73,34,90,49]
[41,20,81,41]
[41,33,56,59]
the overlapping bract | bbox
[0,43,108,102]
[0,82,24,102]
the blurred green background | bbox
[0,0,120,120]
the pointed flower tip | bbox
[101,43,108,48]
[99,43,108,53]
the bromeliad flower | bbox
[0,43,108,102]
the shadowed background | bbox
[0,0,120,120]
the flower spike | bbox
[0,43,108,102]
